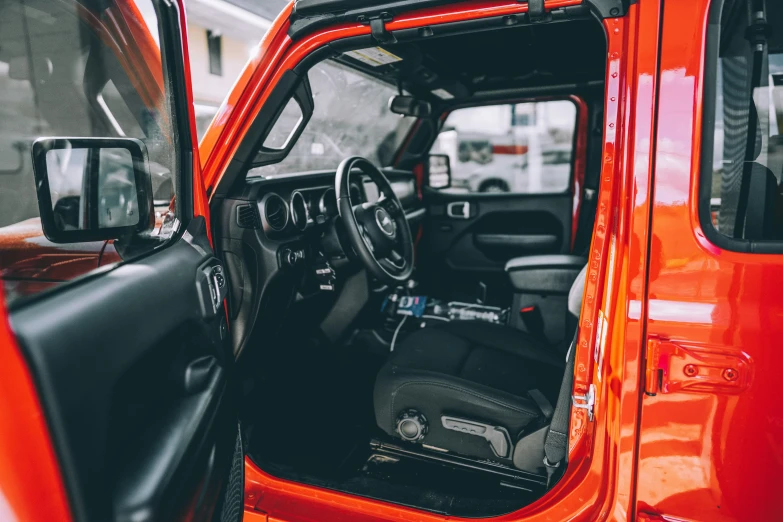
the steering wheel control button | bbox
[396,409,428,443]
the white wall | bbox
[187,22,253,107]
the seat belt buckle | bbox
[519,305,545,337]
[572,383,596,421]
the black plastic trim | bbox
[157,0,194,223]
[697,0,783,254]
[215,70,314,198]
[31,137,154,243]
[583,0,637,19]
[10,218,235,522]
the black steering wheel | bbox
[336,156,414,284]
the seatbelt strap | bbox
[528,389,553,420]
[543,329,578,487]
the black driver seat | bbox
[373,265,586,469]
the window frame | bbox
[698,0,783,253]
[428,96,580,197]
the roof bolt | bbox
[723,368,738,381]
[683,364,698,377]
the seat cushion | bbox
[374,321,565,462]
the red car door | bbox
[0,1,242,522]
[636,0,783,520]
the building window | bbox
[207,30,222,76]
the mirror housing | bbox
[31,137,154,243]
[388,95,432,118]
[426,154,451,189]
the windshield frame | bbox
[247,58,417,178]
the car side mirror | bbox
[426,154,451,189]
[389,95,431,118]
[31,137,154,243]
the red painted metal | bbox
[4,0,780,521]
[0,283,73,522]
[634,0,783,520]
[644,338,752,396]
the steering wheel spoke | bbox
[378,196,401,217]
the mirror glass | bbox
[389,95,431,118]
[263,97,304,150]
[428,154,451,189]
[45,147,139,231]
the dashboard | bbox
[217,168,425,356]
[250,173,420,236]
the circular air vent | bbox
[259,193,289,232]
[289,191,309,231]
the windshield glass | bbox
[248,60,415,177]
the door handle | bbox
[184,356,218,394]
[446,201,471,219]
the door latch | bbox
[644,337,752,396]
[572,383,596,421]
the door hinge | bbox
[572,383,596,421]
[644,337,752,396]
[358,12,396,44]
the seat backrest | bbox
[567,264,587,317]
[745,162,781,240]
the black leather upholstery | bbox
[374,321,565,463]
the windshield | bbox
[248,60,415,177]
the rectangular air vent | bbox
[236,204,260,229]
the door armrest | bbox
[504,255,586,294]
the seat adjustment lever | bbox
[441,416,512,458]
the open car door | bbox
[0,1,242,521]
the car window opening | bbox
[227,12,608,518]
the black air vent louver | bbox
[236,204,260,229]
[263,194,288,231]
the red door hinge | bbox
[644,338,752,396]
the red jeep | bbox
[1,0,782,521]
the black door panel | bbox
[10,218,238,522]
[419,188,572,302]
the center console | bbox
[383,290,509,326]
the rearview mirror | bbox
[427,154,451,189]
[31,137,154,243]
[389,95,432,118]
